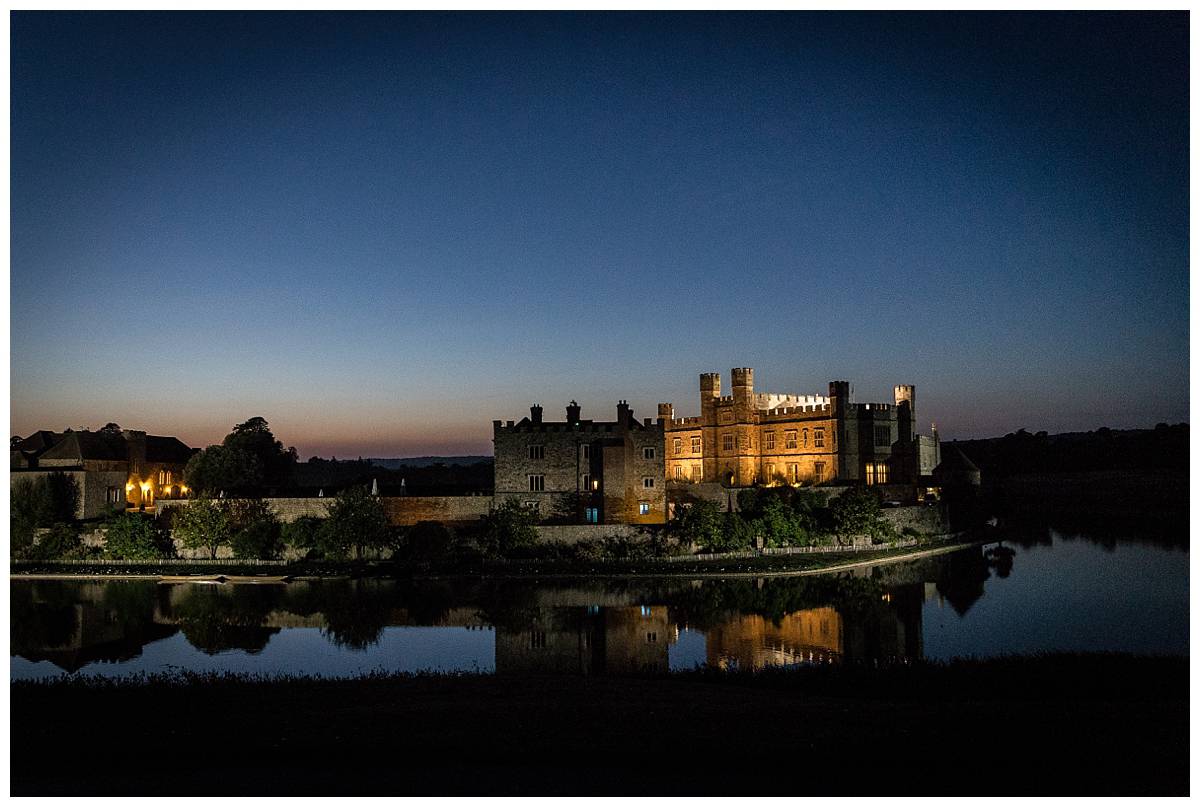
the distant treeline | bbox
[946,423,1188,477]
[294,457,494,495]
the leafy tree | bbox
[174,498,234,559]
[319,485,393,560]
[183,445,263,495]
[98,422,123,435]
[11,473,81,556]
[829,486,893,545]
[104,513,173,560]
[230,519,283,560]
[670,498,725,551]
[477,498,538,558]
[222,417,298,488]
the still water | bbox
[10,531,1188,680]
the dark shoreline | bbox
[11,653,1188,796]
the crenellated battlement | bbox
[668,416,704,427]
[762,403,832,418]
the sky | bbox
[10,12,1189,458]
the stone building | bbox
[11,428,196,519]
[658,368,940,489]
[493,401,666,525]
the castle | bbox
[658,368,940,489]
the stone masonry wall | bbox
[157,495,493,527]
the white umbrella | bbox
[371,478,379,496]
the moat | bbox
[11,529,1187,680]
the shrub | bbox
[104,513,173,560]
[29,523,89,560]
[230,518,284,559]
[282,517,325,555]
[399,521,456,568]
[670,498,725,550]
[829,486,893,545]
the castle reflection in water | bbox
[12,549,997,678]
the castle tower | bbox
[828,381,851,416]
[699,373,721,484]
[566,400,581,425]
[731,367,754,423]
[530,404,543,425]
[657,403,674,424]
[894,385,915,444]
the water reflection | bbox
[10,534,1190,680]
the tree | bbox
[104,513,173,560]
[174,498,233,559]
[28,523,87,560]
[11,473,81,556]
[319,485,393,560]
[184,445,263,495]
[225,500,283,559]
[281,516,325,557]
[98,422,123,435]
[829,486,892,545]
[222,417,298,488]
[477,498,538,558]
[670,498,725,552]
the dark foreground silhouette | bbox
[11,654,1187,796]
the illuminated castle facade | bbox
[658,368,940,488]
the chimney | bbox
[566,400,581,425]
[530,404,543,424]
[616,400,631,426]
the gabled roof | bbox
[934,446,980,474]
[146,435,196,465]
[13,431,62,456]
[38,431,127,462]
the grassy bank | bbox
[8,534,978,579]
[11,653,1187,796]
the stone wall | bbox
[533,524,657,545]
[156,495,493,527]
[879,505,948,534]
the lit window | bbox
[722,434,734,451]
[691,436,701,454]
[814,428,825,448]
[766,463,775,480]
[528,475,545,492]
[785,431,798,450]
[789,464,800,483]
[765,431,775,451]
[673,438,682,455]
[643,447,656,460]
[643,477,655,489]
[528,445,545,460]
[639,501,650,515]
[585,507,599,523]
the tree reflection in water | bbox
[172,585,281,655]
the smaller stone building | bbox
[11,428,196,519]
[493,401,666,525]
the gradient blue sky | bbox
[11,12,1188,458]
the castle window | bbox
[692,464,702,482]
[785,431,798,450]
[788,464,800,483]
[875,426,891,447]
[528,445,545,460]
[675,466,684,481]
[719,410,733,424]
[581,473,591,491]
[639,502,650,515]
[106,486,122,504]
[814,461,826,479]
[643,447,656,460]
[866,462,889,485]
[673,438,682,455]
[523,500,541,513]
[582,445,591,460]
[691,436,701,454]
[766,463,775,481]
[646,632,658,643]
[530,631,547,649]
[814,429,825,448]
[642,477,655,489]
[585,507,599,523]
[722,434,734,452]
[765,431,775,451]
[528,475,545,492]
